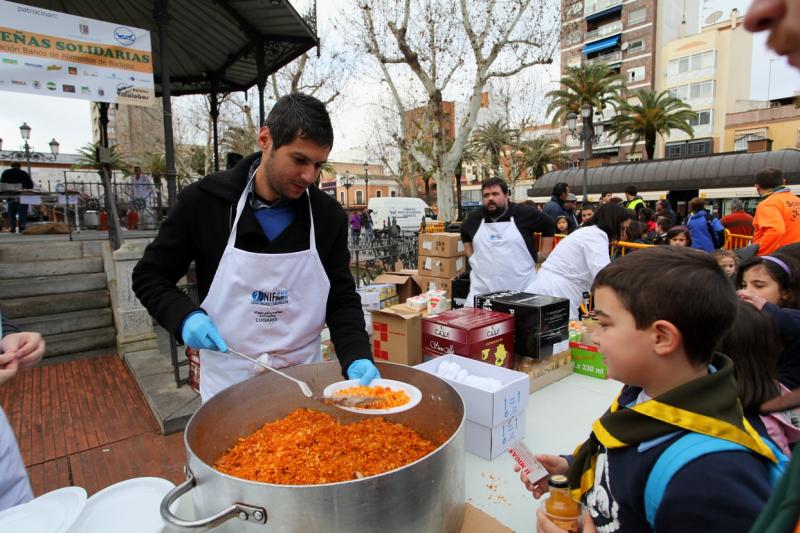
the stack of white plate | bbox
[0,477,175,533]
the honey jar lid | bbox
[548,474,569,488]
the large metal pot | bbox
[161,361,465,532]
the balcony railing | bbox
[584,0,622,18]
[585,20,623,42]
[587,50,622,65]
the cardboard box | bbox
[475,291,570,359]
[357,283,398,310]
[419,275,454,299]
[373,270,422,301]
[422,308,516,369]
[459,504,513,533]
[570,341,607,379]
[465,413,525,461]
[452,272,471,310]
[371,306,422,365]
[419,232,465,258]
[516,350,573,392]
[416,354,529,427]
[419,255,467,278]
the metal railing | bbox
[587,50,622,65]
[585,20,623,42]
[584,0,622,17]
[349,232,419,287]
[725,230,753,250]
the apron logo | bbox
[251,288,289,306]
[489,234,504,242]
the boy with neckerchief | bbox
[521,246,783,532]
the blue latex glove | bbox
[347,359,380,386]
[181,312,228,352]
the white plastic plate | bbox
[0,486,86,533]
[69,477,175,533]
[323,378,422,414]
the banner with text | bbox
[0,0,154,106]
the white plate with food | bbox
[323,378,422,414]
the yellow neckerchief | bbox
[571,392,778,501]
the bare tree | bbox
[350,0,558,220]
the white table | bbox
[463,373,621,533]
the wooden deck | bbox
[0,355,186,496]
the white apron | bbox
[466,217,536,307]
[198,180,330,402]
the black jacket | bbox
[1,168,33,189]
[131,152,371,373]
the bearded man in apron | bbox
[460,178,557,307]
[133,94,378,402]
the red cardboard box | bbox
[422,308,515,368]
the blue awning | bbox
[583,35,621,55]
[586,4,622,22]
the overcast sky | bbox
[0,0,797,158]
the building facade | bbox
[559,0,699,162]
[725,99,800,153]
[655,12,754,158]
[91,101,165,165]
[318,160,401,211]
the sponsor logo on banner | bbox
[47,65,62,71]
[106,72,121,80]
[46,81,57,90]
[113,27,136,46]
[97,88,105,96]
[11,80,26,86]
[79,23,90,35]
[32,81,41,89]
[82,70,98,77]
[116,82,133,95]
[62,84,75,93]
[2,58,17,65]
[251,288,289,307]
[80,86,90,94]
[24,62,42,69]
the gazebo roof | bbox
[24,0,319,96]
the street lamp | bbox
[566,104,604,203]
[342,171,353,210]
[363,160,369,207]
[3,122,59,177]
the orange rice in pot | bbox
[214,408,436,485]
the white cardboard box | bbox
[416,354,530,427]
[466,413,526,460]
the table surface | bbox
[164,372,621,532]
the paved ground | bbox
[0,354,185,497]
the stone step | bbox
[0,257,104,280]
[0,273,107,299]
[43,326,117,358]
[13,308,113,337]
[0,241,86,262]
[0,290,111,319]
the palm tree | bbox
[521,137,570,179]
[72,142,127,172]
[468,120,516,179]
[546,63,624,158]
[607,89,697,160]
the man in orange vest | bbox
[752,167,800,255]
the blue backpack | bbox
[643,432,788,529]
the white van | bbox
[368,197,436,232]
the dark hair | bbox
[666,227,692,246]
[602,191,612,197]
[265,93,334,149]
[737,253,800,308]
[776,243,800,264]
[584,203,631,242]
[756,167,785,190]
[521,199,538,209]
[552,182,569,197]
[638,208,654,223]
[555,215,570,232]
[593,246,738,365]
[690,197,706,212]
[625,185,638,196]
[717,302,781,411]
[609,197,623,204]
[657,199,671,210]
[656,216,673,233]
[626,220,646,241]
[10,161,21,169]
[482,177,509,194]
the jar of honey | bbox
[543,474,582,532]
